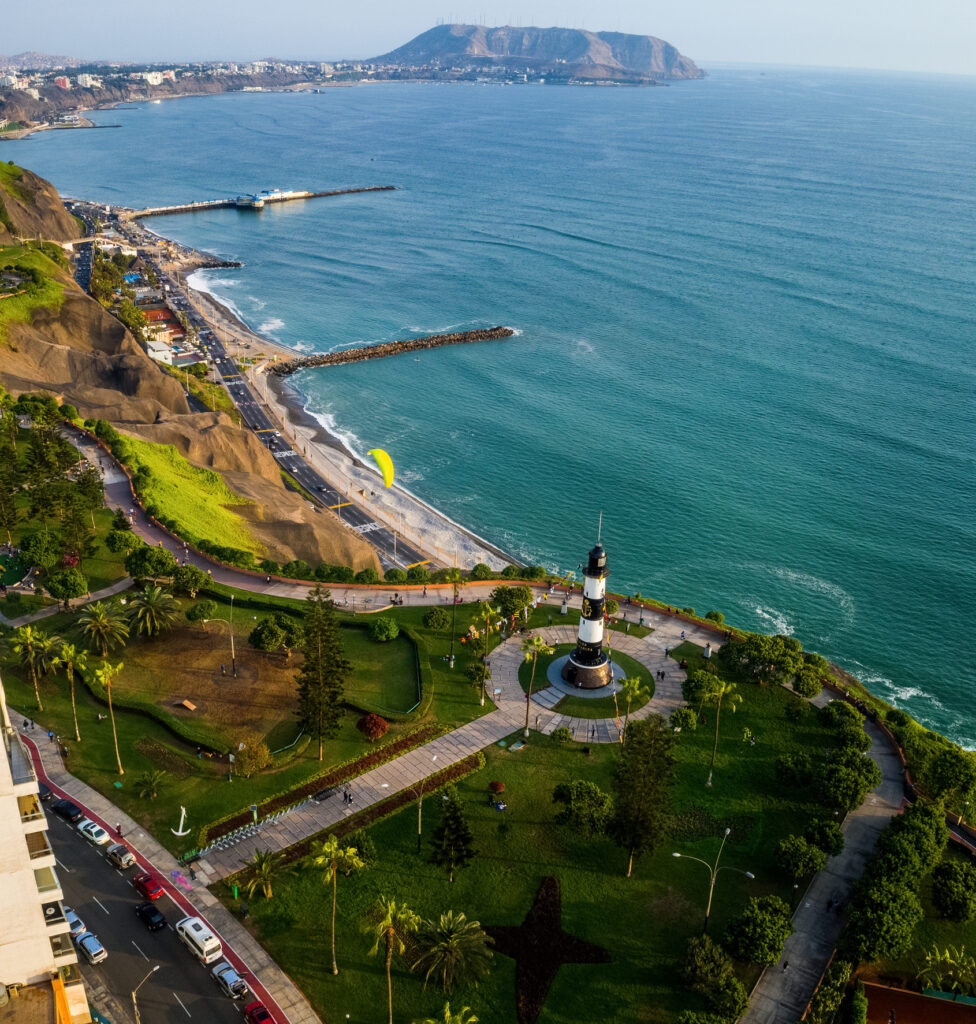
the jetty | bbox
[268,327,517,376]
[123,185,396,220]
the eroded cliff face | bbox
[0,165,80,243]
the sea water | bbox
[17,68,976,744]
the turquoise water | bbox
[17,69,976,744]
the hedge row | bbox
[198,723,444,845]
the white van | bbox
[175,916,223,964]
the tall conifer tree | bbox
[296,584,350,760]
[429,787,476,882]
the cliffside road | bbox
[740,700,905,1024]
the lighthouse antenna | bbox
[597,511,603,544]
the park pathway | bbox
[740,695,905,1024]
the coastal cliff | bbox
[0,163,79,243]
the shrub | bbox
[850,981,868,1024]
[501,564,521,578]
[186,599,218,622]
[551,726,573,743]
[314,563,354,584]
[709,974,748,1020]
[470,562,493,580]
[705,610,725,623]
[670,707,698,732]
[489,781,506,794]
[932,861,976,922]
[491,584,532,619]
[357,713,389,743]
[680,607,696,616]
[776,834,827,883]
[258,559,280,574]
[354,567,379,584]
[793,668,823,698]
[423,606,450,631]
[784,697,807,723]
[605,598,619,616]
[281,559,313,579]
[233,739,271,778]
[682,934,734,988]
[60,403,79,421]
[369,616,400,642]
[552,780,613,836]
[406,565,431,584]
[724,895,793,965]
[106,528,141,554]
[384,567,407,584]
[805,819,845,858]
[523,565,547,580]
[776,751,813,787]
[807,960,852,1024]
[815,747,881,814]
[349,828,377,867]
[845,877,922,962]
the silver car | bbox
[105,843,136,868]
[76,932,107,965]
[76,819,111,846]
[63,906,86,938]
[211,961,248,999]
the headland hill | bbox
[0,23,703,131]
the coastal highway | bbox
[47,816,244,1024]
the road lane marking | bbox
[93,897,110,915]
[131,940,148,960]
[54,857,73,873]
[174,992,191,1017]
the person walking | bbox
[116,823,123,838]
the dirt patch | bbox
[133,737,194,780]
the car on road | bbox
[135,902,166,931]
[38,781,54,802]
[244,1001,272,1024]
[52,799,84,823]
[212,961,248,999]
[75,931,108,965]
[63,906,86,938]
[76,819,111,846]
[106,843,136,869]
[132,872,163,900]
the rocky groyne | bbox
[268,326,516,376]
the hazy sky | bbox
[7,0,976,75]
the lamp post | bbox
[131,964,160,1024]
[448,557,459,670]
[203,614,236,678]
[672,828,755,933]
[415,754,438,854]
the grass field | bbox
[158,363,241,424]
[118,434,258,552]
[0,244,66,343]
[229,676,842,1024]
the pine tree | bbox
[429,787,476,882]
[295,584,350,760]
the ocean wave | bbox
[302,403,365,463]
[740,563,856,626]
[258,317,285,335]
[247,295,267,310]
[575,338,595,355]
[753,605,794,635]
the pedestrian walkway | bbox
[0,577,133,628]
[740,693,906,1024]
[11,717,323,1024]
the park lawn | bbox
[0,591,52,618]
[230,679,841,1024]
[78,506,129,592]
[158,363,242,424]
[116,433,259,553]
[0,244,66,344]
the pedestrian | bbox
[48,731,55,743]
[590,725,595,739]
[782,961,790,973]
[30,719,34,731]
[116,823,123,838]
[266,575,271,584]
[197,746,203,759]
[221,663,226,676]
[423,585,427,597]
[22,718,28,731]
[681,630,686,640]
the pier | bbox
[268,327,517,376]
[124,185,396,220]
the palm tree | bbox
[415,1004,480,1024]
[136,769,167,800]
[705,679,743,787]
[11,625,57,711]
[79,600,129,657]
[475,603,498,707]
[619,676,647,741]
[128,585,179,637]
[412,911,494,993]
[241,849,287,899]
[366,897,420,1024]
[312,833,365,975]
[59,643,88,742]
[521,634,555,738]
[92,661,125,775]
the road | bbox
[48,815,246,1024]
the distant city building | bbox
[75,73,101,89]
[161,70,176,82]
[0,74,17,88]
[53,76,71,89]
[0,670,91,1022]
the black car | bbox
[38,782,54,802]
[52,799,84,823]
[135,902,166,931]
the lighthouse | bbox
[562,543,612,689]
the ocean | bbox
[16,67,976,745]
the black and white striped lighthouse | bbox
[561,543,612,689]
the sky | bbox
[7,0,976,75]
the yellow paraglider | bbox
[367,448,395,488]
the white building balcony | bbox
[18,792,49,834]
[33,864,63,902]
[5,726,38,796]
[26,830,56,870]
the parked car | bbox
[135,902,166,932]
[212,962,248,999]
[105,843,136,869]
[63,906,86,938]
[75,932,107,965]
[52,799,84,823]
[244,1001,272,1024]
[76,819,111,846]
[132,872,163,901]
[38,782,54,802]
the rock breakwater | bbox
[268,326,516,376]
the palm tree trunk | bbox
[385,936,394,1024]
[107,680,124,775]
[626,849,634,878]
[330,870,338,975]
[624,700,632,743]
[68,668,80,741]
[707,696,722,787]
[524,654,537,738]
[31,661,44,712]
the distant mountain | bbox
[0,51,91,71]
[371,24,704,80]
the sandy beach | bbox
[182,270,514,571]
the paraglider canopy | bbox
[367,448,395,488]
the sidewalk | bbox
[14,720,323,1024]
[740,698,906,1024]
[0,578,133,628]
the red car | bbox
[132,872,163,901]
[244,1001,272,1024]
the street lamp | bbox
[672,828,754,933]
[203,608,236,677]
[448,554,459,670]
[415,754,438,854]
[131,964,160,1024]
